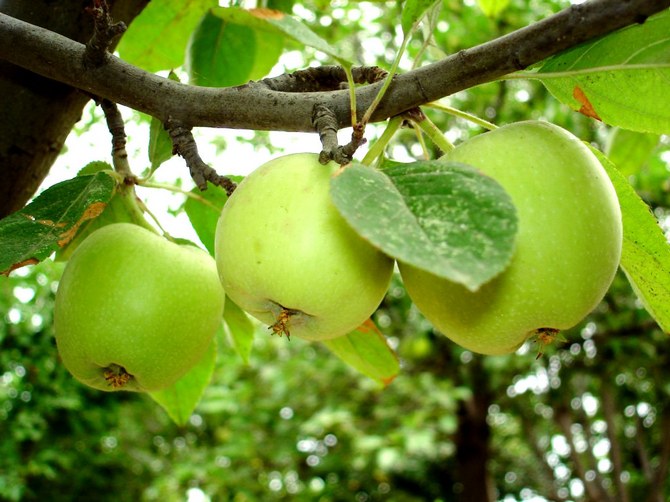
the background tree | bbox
[1,0,669,501]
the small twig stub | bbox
[165,118,237,196]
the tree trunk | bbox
[455,358,495,502]
[0,0,147,218]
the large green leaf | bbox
[149,336,218,426]
[593,148,670,332]
[330,161,518,292]
[535,10,670,134]
[116,0,215,72]
[401,0,439,36]
[322,319,399,385]
[183,181,240,256]
[147,72,180,174]
[605,128,661,178]
[187,10,284,87]
[209,7,350,66]
[0,173,116,276]
[223,297,256,364]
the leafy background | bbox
[1,0,670,501]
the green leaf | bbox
[535,10,670,134]
[184,181,238,255]
[147,115,173,172]
[477,0,510,18]
[322,319,399,385]
[592,148,670,332]
[149,336,218,426]
[330,161,518,291]
[116,0,215,72]
[401,0,439,36]
[223,297,255,364]
[210,7,350,66]
[147,72,180,173]
[77,160,114,176]
[187,10,284,87]
[0,173,116,275]
[604,128,660,178]
[55,188,147,262]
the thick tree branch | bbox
[0,0,668,133]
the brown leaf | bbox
[573,86,602,121]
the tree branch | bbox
[0,0,668,132]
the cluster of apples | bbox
[54,121,622,391]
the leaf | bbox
[223,297,255,364]
[147,72,180,173]
[330,161,518,292]
[210,7,350,66]
[116,0,215,72]
[401,0,439,36]
[535,10,670,134]
[322,319,399,385]
[477,0,510,18]
[0,173,116,276]
[149,336,218,426]
[187,10,284,87]
[55,188,146,262]
[183,181,240,255]
[604,128,660,178]
[592,148,670,332]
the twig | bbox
[99,99,134,180]
[165,118,236,195]
[312,104,366,164]
[83,0,126,68]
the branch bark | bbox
[0,0,668,134]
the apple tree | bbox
[1,0,670,500]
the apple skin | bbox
[54,223,225,391]
[214,153,394,341]
[398,121,623,355]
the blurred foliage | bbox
[2,0,670,501]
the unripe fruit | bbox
[215,153,394,341]
[54,223,225,391]
[399,121,623,355]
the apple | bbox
[398,121,623,355]
[54,223,225,391]
[214,153,394,341]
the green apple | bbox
[214,153,394,341]
[54,223,225,391]
[399,121,623,355]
